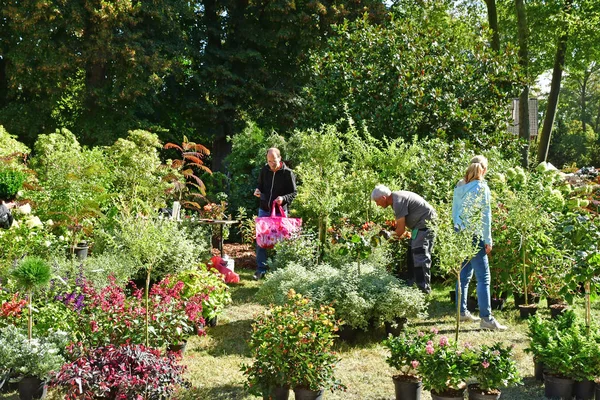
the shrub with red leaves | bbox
[50,344,188,400]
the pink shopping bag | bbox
[255,202,302,249]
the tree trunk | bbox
[537,0,572,164]
[581,70,589,133]
[595,99,600,133]
[515,0,529,168]
[0,57,7,108]
[485,0,500,53]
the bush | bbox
[51,344,187,399]
[241,290,344,394]
[171,265,232,321]
[0,168,26,200]
[0,326,65,379]
[256,262,427,330]
[268,233,320,271]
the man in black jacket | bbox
[253,147,297,280]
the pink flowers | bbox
[411,360,420,369]
[425,344,435,354]
[482,360,490,369]
[431,327,439,334]
[439,336,448,347]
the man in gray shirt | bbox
[371,184,436,294]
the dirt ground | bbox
[211,243,257,270]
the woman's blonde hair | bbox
[464,155,488,184]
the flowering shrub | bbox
[51,344,188,399]
[417,330,473,395]
[383,329,436,379]
[71,276,206,348]
[171,265,232,321]
[242,290,345,395]
[469,343,520,392]
[0,291,27,327]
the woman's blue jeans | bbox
[255,208,285,273]
[456,240,491,319]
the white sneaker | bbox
[460,312,481,322]
[480,317,508,331]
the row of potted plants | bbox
[526,310,600,400]
[383,329,520,400]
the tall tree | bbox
[189,0,387,171]
[537,0,573,163]
[485,0,501,52]
[515,0,530,168]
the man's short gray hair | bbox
[371,184,391,200]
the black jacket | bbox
[257,162,297,213]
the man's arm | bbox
[395,217,410,239]
[279,170,297,205]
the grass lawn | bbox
[3,264,599,400]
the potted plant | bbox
[417,331,472,400]
[383,329,436,400]
[51,344,187,398]
[527,311,580,399]
[467,343,521,400]
[241,289,345,400]
[0,326,65,400]
[11,256,52,340]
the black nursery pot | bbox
[393,375,422,400]
[18,377,47,400]
[491,298,506,311]
[574,379,595,400]
[550,304,569,320]
[293,387,324,400]
[534,358,545,382]
[518,304,538,319]
[544,374,574,400]
[385,317,408,337]
[262,386,290,400]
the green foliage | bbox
[526,311,600,380]
[97,213,202,281]
[234,207,256,245]
[106,130,170,213]
[0,126,30,158]
[268,233,320,271]
[301,2,519,147]
[470,343,521,392]
[0,326,65,379]
[418,334,472,394]
[27,128,109,244]
[0,168,26,200]
[256,262,427,330]
[241,290,345,394]
[12,256,51,291]
[172,266,232,320]
[383,328,436,378]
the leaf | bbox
[164,143,183,152]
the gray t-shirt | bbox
[391,191,436,230]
